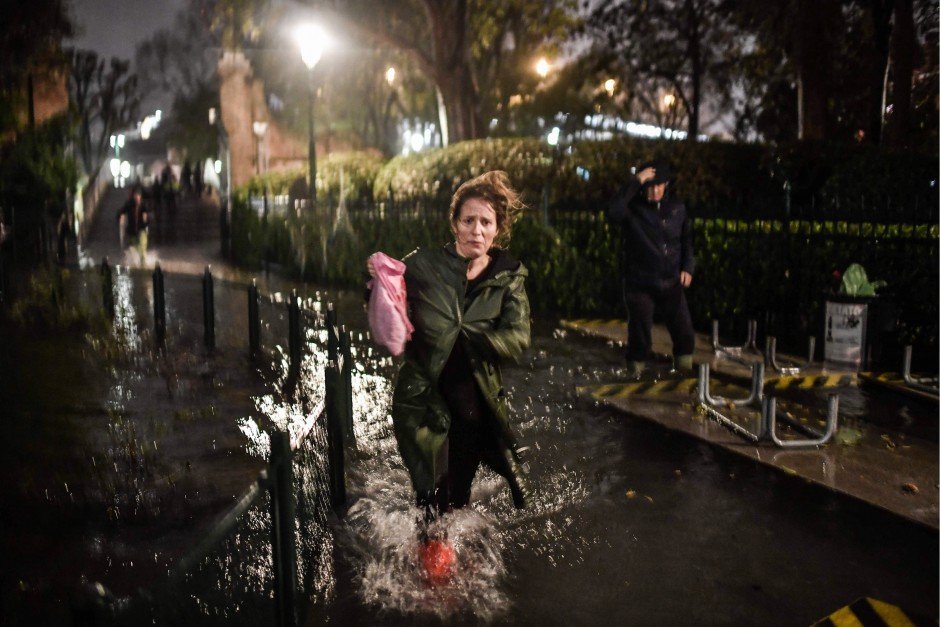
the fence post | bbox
[324,304,346,511]
[153,263,166,345]
[268,431,298,627]
[202,265,215,350]
[100,257,114,316]
[288,289,301,375]
[339,326,356,447]
[248,279,260,357]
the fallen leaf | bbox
[644,495,654,503]
[626,490,636,499]
[880,434,897,450]
[674,469,682,477]
[902,483,919,495]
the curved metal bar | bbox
[745,319,758,352]
[902,345,940,394]
[698,363,764,407]
[763,395,839,448]
[711,319,747,356]
[765,336,801,375]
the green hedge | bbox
[243,150,384,202]
[230,137,938,365]
[373,138,556,206]
[370,136,936,222]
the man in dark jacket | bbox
[607,159,695,376]
[117,185,149,265]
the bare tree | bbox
[67,50,140,181]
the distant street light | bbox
[662,93,676,109]
[385,66,397,86]
[295,23,330,206]
[535,57,551,79]
[604,79,616,97]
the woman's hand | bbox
[366,257,376,278]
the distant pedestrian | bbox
[194,160,204,198]
[181,161,193,198]
[607,159,695,377]
[117,184,149,266]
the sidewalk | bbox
[80,187,293,291]
[565,318,939,529]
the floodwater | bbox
[1,269,936,625]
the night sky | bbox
[68,0,186,62]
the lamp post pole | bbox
[297,24,327,209]
[307,69,317,207]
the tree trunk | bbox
[868,0,895,145]
[794,0,839,140]
[424,0,482,144]
[887,0,915,146]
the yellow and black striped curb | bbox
[770,373,856,390]
[813,597,917,627]
[577,379,698,399]
[859,372,939,402]
[578,374,855,400]
[560,318,625,329]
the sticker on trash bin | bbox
[824,301,868,366]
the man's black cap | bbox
[637,159,675,186]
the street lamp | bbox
[535,57,551,79]
[604,78,616,97]
[295,23,329,206]
[385,66,396,86]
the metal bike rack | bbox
[697,362,764,407]
[711,319,758,356]
[696,364,839,447]
[762,394,839,448]
[902,345,940,395]
[764,336,815,375]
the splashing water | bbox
[337,476,510,621]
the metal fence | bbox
[68,261,370,626]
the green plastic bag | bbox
[839,263,886,296]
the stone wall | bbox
[218,51,308,189]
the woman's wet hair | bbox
[449,170,525,247]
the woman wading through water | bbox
[367,171,532,545]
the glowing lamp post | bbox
[295,24,328,207]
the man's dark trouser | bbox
[624,282,695,362]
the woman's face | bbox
[453,197,499,260]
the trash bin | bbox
[824,294,897,370]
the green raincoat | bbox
[391,242,531,500]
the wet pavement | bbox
[564,318,939,530]
[2,192,936,624]
[320,317,938,625]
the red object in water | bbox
[419,539,456,584]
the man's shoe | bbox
[674,354,694,372]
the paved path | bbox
[565,318,939,529]
[81,187,292,291]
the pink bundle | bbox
[367,252,414,356]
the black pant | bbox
[623,282,695,361]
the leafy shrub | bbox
[243,150,385,202]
